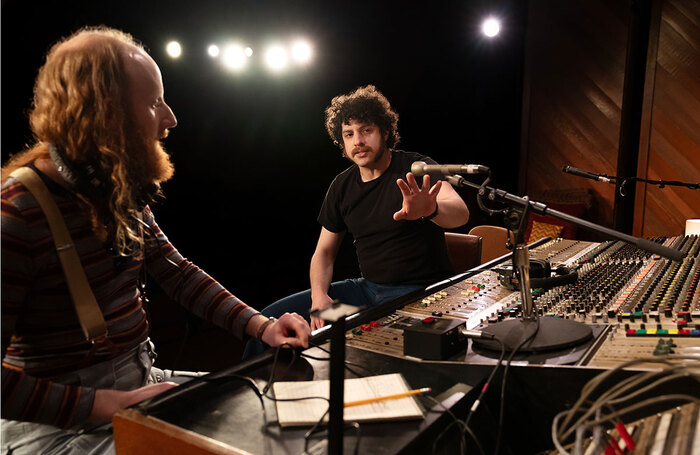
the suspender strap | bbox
[10,167,109,342]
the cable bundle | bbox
[551,354,700,454]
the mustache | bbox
[159,129,170,140]
[352,146,370,154]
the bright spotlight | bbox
[207,44,220,58]
[265,45,288,71]
[482,18,501,38]
[222,44,247,70]
[291,40,312,65]
[244,47,253,57]
[166,41,182,58]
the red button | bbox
[369,321,380,328]
[361,324,371,331]
[423,317,436,324]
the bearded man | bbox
[1,26,310,454]
[244,85,469,360]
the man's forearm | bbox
[432,198,470,229]
[309,253,334,300]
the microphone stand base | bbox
[473,317,593,353]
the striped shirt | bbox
[1,166,259,428]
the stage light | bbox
[207,44,220,58]
[166,41,182,58]
[244,47,253,57]
[222,44,248,71]
[482,17,501,37]
[265,45,288,71]
[291,40,312,65]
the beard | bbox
[124,122,175,188]
[143,135,175,184]
[372,142,388,164]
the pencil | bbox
[344,387,432,408]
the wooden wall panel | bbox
[634,0,700,236]
[520,0,629,232]
[521,0,700,239]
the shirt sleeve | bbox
[1,179,95,428]
[317,174,348,233]
[142,207,259,340]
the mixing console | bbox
[345,235,700,367]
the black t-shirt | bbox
[318,150,454,285]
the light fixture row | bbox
[165,39,313,72]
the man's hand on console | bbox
[261,312,311,348]
[310,294,335,330]
[89,382,179,423]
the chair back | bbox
[467,225,514,263]
[444,232,482,273]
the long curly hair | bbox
[324,85,400,152]
[3,26,154,256]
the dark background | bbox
[2,0,528,366]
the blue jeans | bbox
[242,278,422,359]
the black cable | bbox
[306,341,378,377]
[258,343,364,455]
[426,396,468,455]
[260,342,296,395]
[303,408,331,453]
[475,172,510,218]
[202,373,269,424]
[262,342,368,454]
[302,412,363,455]
[430,419,462,454]
[494,317,540,455]
[427,336,505,455]
[464,336,506,428]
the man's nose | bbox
[163,103,177,129]
[353,132,364,146]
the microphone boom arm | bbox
[451,178,685,262]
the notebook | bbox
[272,373,425,427]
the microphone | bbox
[562,165,612,183]
[411,161,490,177]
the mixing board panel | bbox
[397,271,518,329]
[345,235,700,368]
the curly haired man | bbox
[247,85,469,350]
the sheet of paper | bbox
[273,373,424,427]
